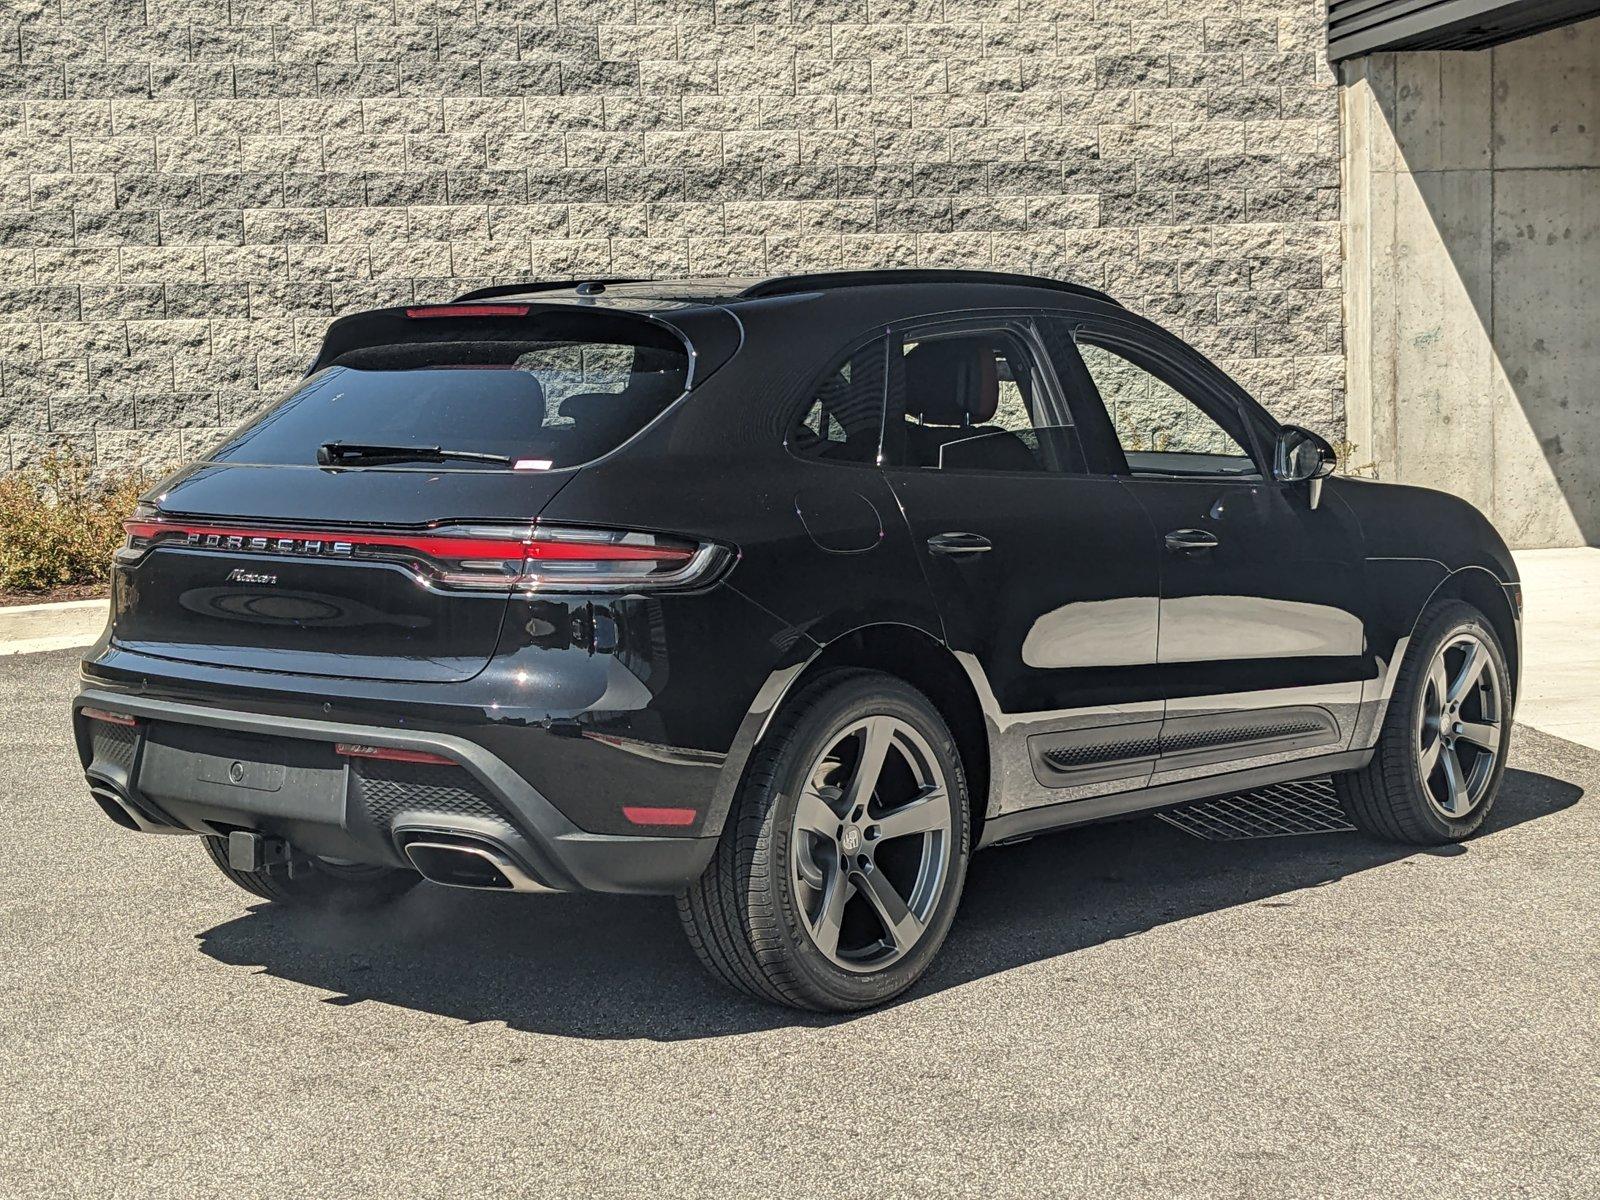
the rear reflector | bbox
[81,706,139,728]
[404,304,530,319]
[335,743,457,767]
[621,806,698,828]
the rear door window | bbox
[210,315,690,472]
[883,320,1087,475]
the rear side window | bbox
[210,316,689,472]
[883,324,1087,475]
[788,337,887,465]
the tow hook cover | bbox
[227,830,264,872]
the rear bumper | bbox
[72,688,717,895]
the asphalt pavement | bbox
[2,648,1596,1199]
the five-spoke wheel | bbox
[1336,599,1512,844]
[790,715,954,971]
[1415,632,1505,819]
[678,669,969,1011]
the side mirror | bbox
[1273,425,1337,509]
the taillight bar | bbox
[119,518,730,594]
[335,743,457,766]
[121,521,689,564]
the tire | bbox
[678,669,971,1012]
[201,836,419,909]
[1335,599,1513,845]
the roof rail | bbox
[450,279,640,303]
[739,269,1123,307]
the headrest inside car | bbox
[558,373,682,428]
[903,339,1000,426]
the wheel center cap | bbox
[840,826,862,853]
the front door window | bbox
[1072,338,1258,479]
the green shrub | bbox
[0,452,152,593]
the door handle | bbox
[927,532,993,556]
[1164,528,1219,554]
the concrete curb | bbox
[0,598,107,657]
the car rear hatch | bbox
[110,301,712,684]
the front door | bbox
[1057,312,1371,786]
[879,314,1164,816]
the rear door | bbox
[1044,309,1371,784]
[879,313,1164,814]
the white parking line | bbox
[0,598,107,657]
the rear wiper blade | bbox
[316,442,514,467]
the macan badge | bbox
[225,569,278,585]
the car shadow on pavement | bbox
[195,766,1581,1041]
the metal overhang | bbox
[1329,0,1600,60]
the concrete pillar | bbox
[1341,18,1600,548]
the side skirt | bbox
[976,748,1375,849]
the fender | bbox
[1354,561,1521,748]
[699,613,972,839]
[1331,477,1521,749]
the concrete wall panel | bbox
[1494,22,1600,170]
[1392,51,1493,172]
[1343,15,1600,547]
[1490,168,1600,545]
[1390,167,1497,516]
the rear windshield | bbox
[210,319,690,472]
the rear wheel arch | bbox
[792,625,992,842]
[716,624,993,847]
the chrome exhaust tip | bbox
[86,778,183,835]
[401,836,555,894]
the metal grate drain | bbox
[1155,778,1355,841]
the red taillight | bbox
[621,806,699,828]
[335,743,457,766]
[122,522,686,564]
[119,519,729,594]
[81,706,139,728]
[404,304,530,319]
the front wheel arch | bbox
[1337,597,1513,844]
[1415,566,1520,705]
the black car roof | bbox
[449,269,1122,310]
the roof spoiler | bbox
[450,279,641,303]
[302,299,742,385]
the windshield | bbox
[209,326,690,472]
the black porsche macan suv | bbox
[73,270,1521,1012]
